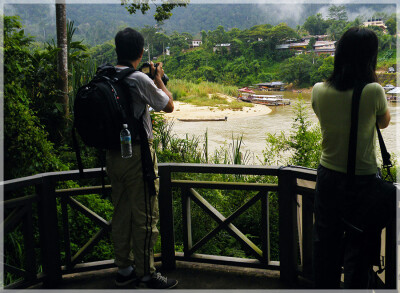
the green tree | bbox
[307,37,316,51]
[267,23,299,44]
[154,32,170,59]
[328,5,348,22]
[279,54,313,87]
[4,16,67,179]
[140,25,162,60]
[242,24,271,42]
[263,98,321,168]
[35,20,90,141]
[296,25,309,38]
[207,25,229,45]
[303,13,329,35]
[122,1,189,22]
[88,40,117,64]
[66,21,89,71]
[327,21,347,41]
[326,5,348,41]
[169,31,190,54]
[386,17,396,35]
[56,2,69,119]
[201,30,207,44]
[310,55,334,85]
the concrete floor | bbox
[32,261,312,290]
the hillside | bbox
[5,3,395,46]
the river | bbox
[170,91,399,164]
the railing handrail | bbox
[2,168,104,193]
[3,164,395,289]
[2,164,317,193]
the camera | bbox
[139,62,169,85]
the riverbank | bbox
[164,100,273,120]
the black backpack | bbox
[72,63,158,196]
[73,63,138,150]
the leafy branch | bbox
[121,0,189,22]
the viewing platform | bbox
[2,164,397,289]
[28,261,312,289]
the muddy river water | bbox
[170,91,399,164]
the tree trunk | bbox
[56,1,69,118]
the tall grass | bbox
[169,79,238,98]
[153,116,252,166]
[168,79,251,110]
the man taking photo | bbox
[106,27,176,289]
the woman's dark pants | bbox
[312,165,377,289]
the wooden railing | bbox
[2,164,397,289]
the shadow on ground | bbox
[32,261,313,289]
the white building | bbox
[363,19,387,32]
[191,39,202,48]
[213,43,231,53]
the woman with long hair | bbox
[311,27,391,289]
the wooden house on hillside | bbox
[276,36,335,56]
[363,18,387,33]
[213,43,231,53]
[190,39,202,48]
[313,41,335,56]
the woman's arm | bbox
[377,109,391,129]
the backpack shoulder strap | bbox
[114,68,136,82]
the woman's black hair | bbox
[326,27,378,91]
[115,28,144,63]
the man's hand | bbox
[150,61,164,80]
[150,61,174,113]
[155,62,165,80]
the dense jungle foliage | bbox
[3,4,398,285]
[6,3,396,45]
[82,6,397,88]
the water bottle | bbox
[120,124,132,158]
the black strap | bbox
[347,83,392,181]
[72,125,84,178]
[376,123,392,167]
[137,114,158,196]
[114,67,158,195]
[114,67,136,81]
[347,83,366,183]
[112,67,137,123]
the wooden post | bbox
[61,195,72,271]
[158,165,176,269]
[278,170,298,285]
[261,192,270,265]
[301,195,314,279]
[37,177,62,288]
[182,187,192,257]
[23,205,37,283]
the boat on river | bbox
[386,87,400,103]
[238,94,291,106]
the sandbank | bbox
[164,101,272,120]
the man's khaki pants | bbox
[106,143,159,277]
